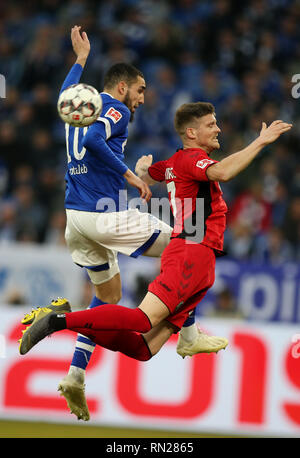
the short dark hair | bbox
[103,63,144,89]
[174,102,215,137]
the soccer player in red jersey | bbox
[19,103,292,380]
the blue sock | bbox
[182,309,196,327]
[89,296,106,309]
[70,296,106,371]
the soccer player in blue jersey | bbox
[40,26,222,421]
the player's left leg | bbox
[19,298,172,421]
[64,319,175,362]
[19,292,170,356]
[63,212,125,418]
[58,272,122,421]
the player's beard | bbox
[123,92,135,122]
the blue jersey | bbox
[60,64,130,212]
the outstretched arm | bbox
[206,120,293,182]
[59,25,90,95]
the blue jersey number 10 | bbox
[65,124,88,163]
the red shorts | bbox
[148,238,216,331]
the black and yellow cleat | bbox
[19,298,71,355]
[21,298,70,325]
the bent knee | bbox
[94,288,122,304]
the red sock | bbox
[65,304,152,333]
[72,328,152,361]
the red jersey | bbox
[148,148,228,255]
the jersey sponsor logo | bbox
[196,159,215,169]
[105,107,123,123]
[165,167,176,180]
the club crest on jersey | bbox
[105,107,122,123]
[196,159,215,169]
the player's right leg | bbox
[59,210,122,420]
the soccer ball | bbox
[57,83,102,127]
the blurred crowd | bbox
[1,0,300,264]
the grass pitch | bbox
[0,419,235,438]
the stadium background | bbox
[0,0,300,439]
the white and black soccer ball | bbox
[57,83,102,127]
